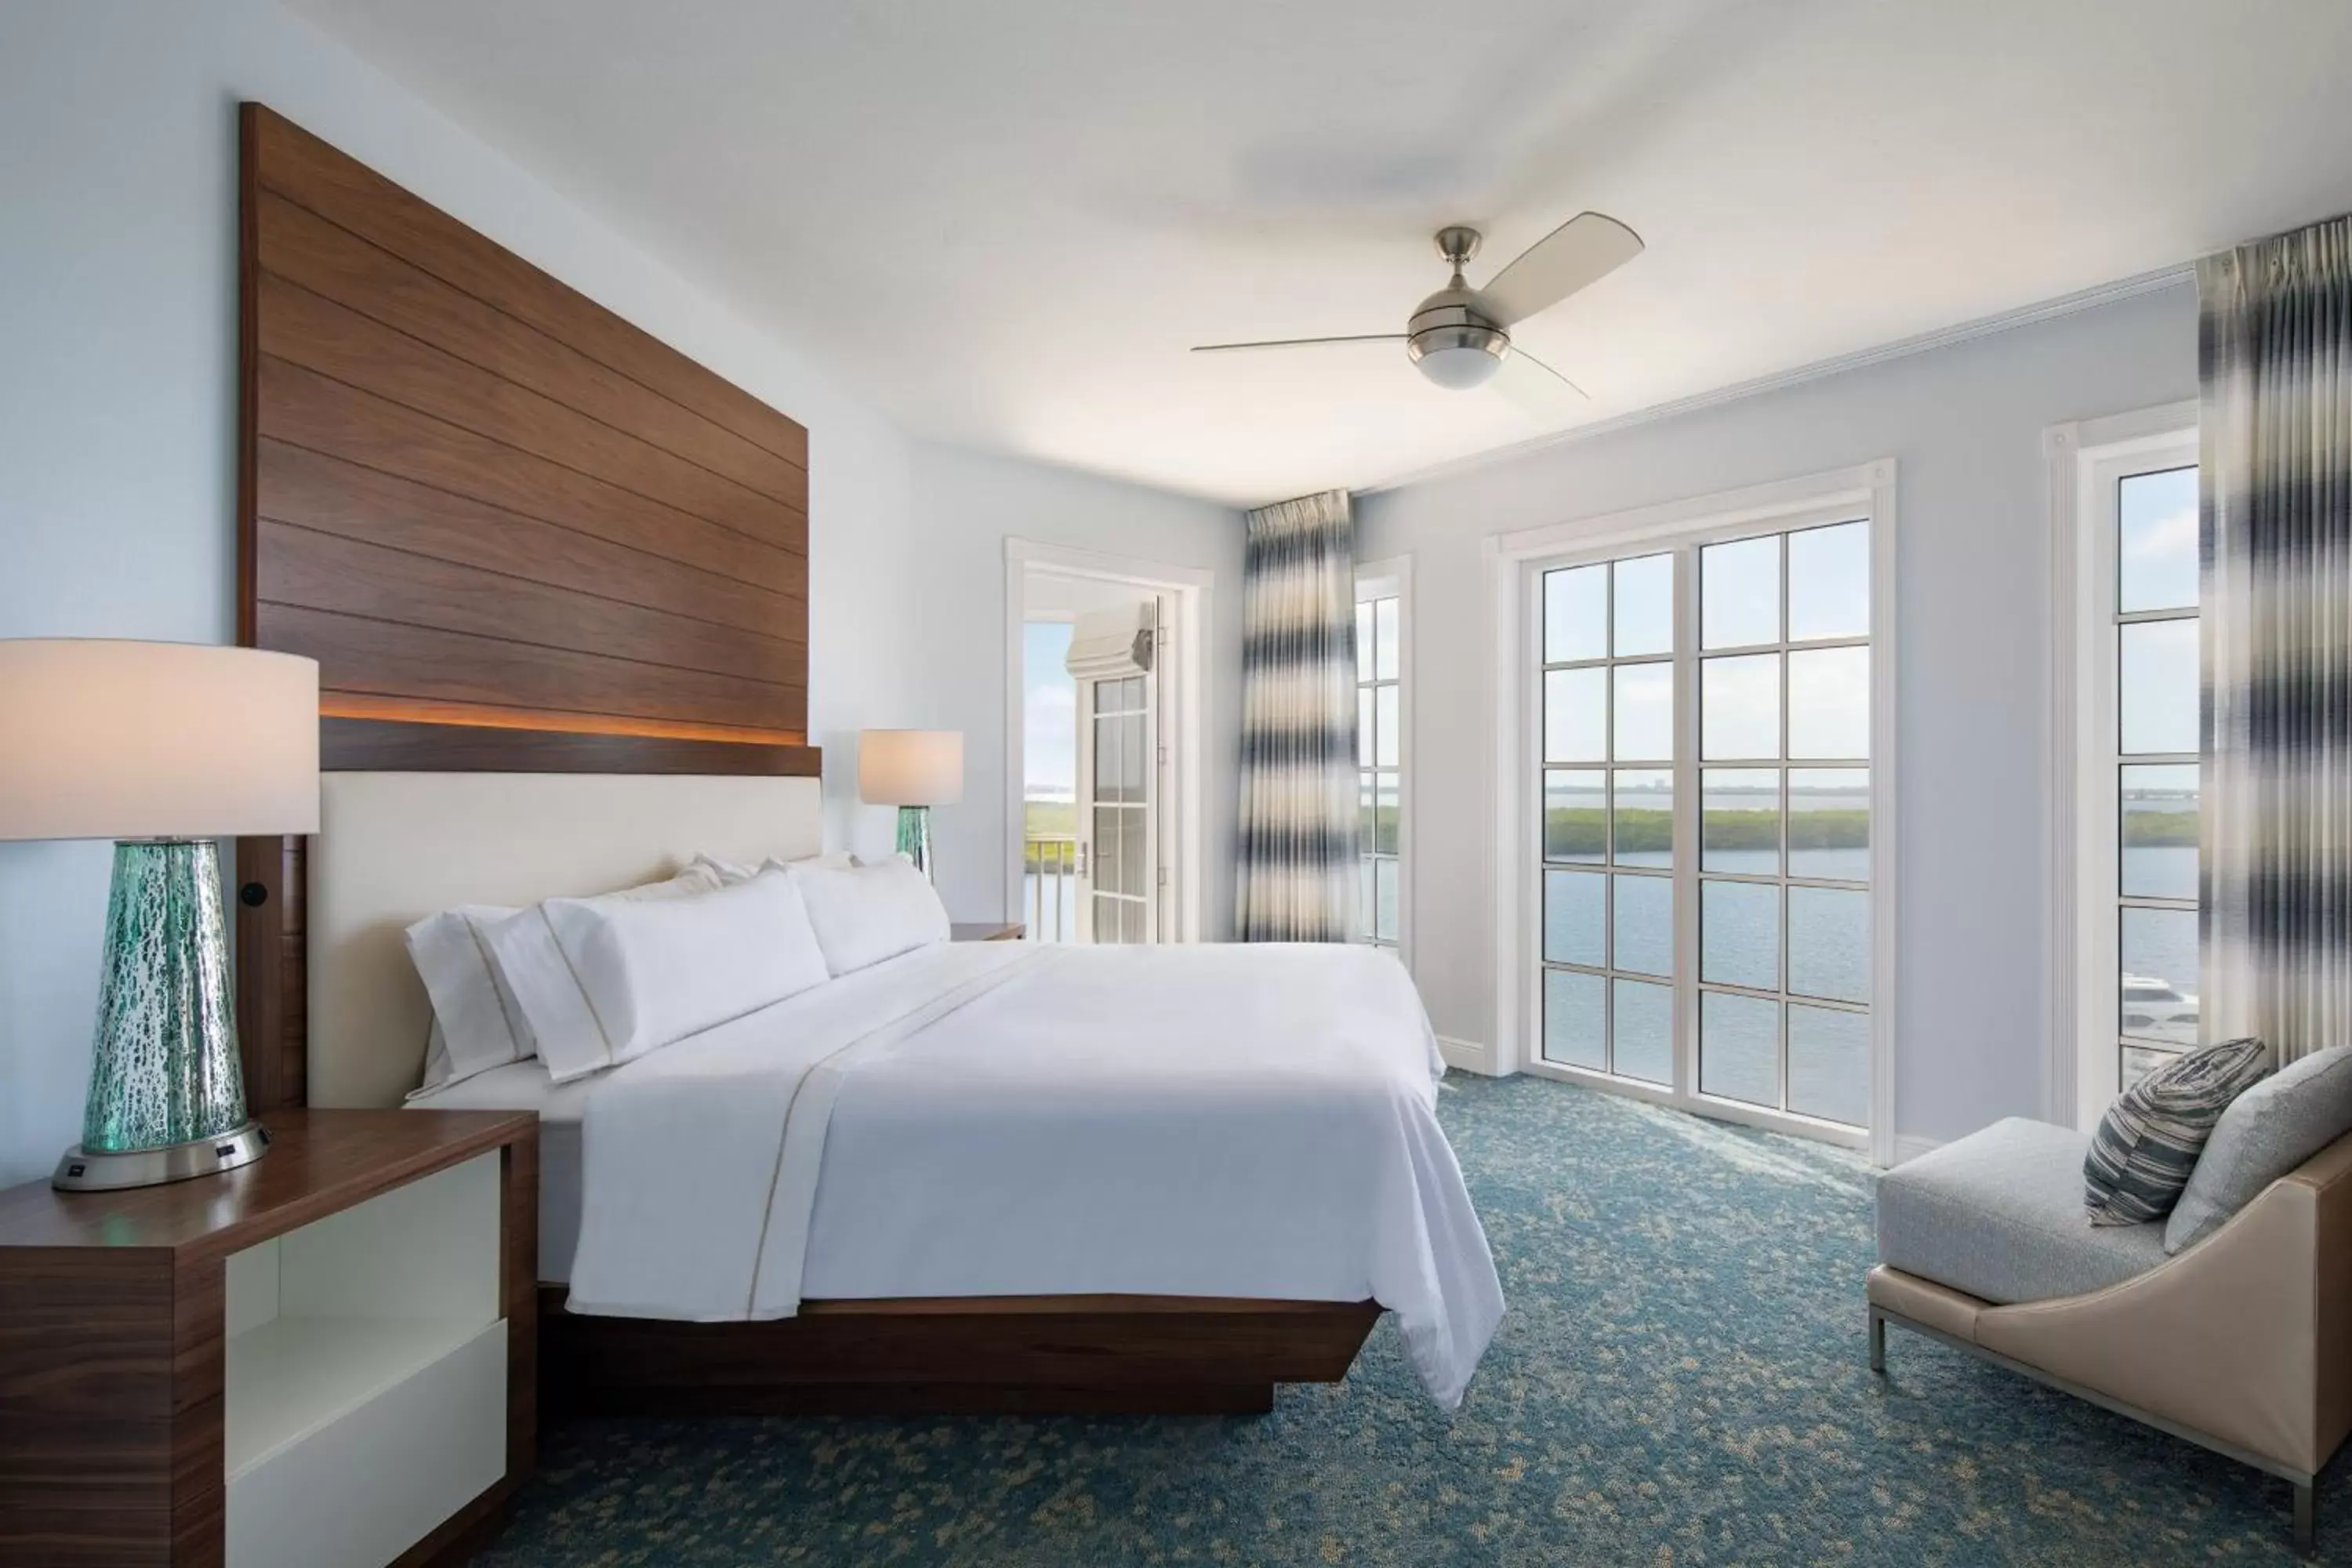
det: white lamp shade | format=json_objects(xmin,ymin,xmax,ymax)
[
  {"xmin": 0, "ymin": 641, "xmax": 321, "ymax": 840},
  {"xmin": 858, "ymin": 729, "xmax": 963, "ymax": 806}
]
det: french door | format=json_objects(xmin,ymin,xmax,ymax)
[
  {"xmin": 1074, "ymin": 600, "xmax": 1163, "ymax": 944},
  {"xmin": 1528, "ymin": 513, "xmax": 1878, "ymax": 1146}
]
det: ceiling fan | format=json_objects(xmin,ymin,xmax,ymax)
[{"xmin": 1191, "ymin": 212, "xmax": 1643, "ymax": 411}]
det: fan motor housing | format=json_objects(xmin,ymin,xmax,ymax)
[{"xmin": 1405, "ymin": 285, "xmax": 1510, "ymax": 370}]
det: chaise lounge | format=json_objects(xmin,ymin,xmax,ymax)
[{"xmin": 1870, "ymin": 1051, "xmax": 2352, "ymax": 1553}]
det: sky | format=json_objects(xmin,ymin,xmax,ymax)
[{"xmin": 1024, "ymin": 620, "xmax": 1076, "ymax": 800}]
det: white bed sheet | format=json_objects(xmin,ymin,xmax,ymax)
[
  {"xmin": 408, "ymin": 1059, "xmax": 590, "ymax": 1282},
  {"xmin": 557, "ymin": 940, "xmax": 1504, "ymax": 1407}
]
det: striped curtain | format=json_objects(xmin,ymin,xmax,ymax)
[
  {"xmin": 2199, "ymin": 213, "xmax": 2352, "ymax": 1065},
  {"xmin": 1236, "ymin": 489, "xmax": 1359, "ymax": 942}
]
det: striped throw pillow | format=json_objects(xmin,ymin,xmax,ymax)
[{"xmin": 2085, "ymin": 1037, "xmax": 2273, "ymax": 1226}]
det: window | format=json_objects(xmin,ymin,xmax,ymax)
[
  {"xmin": 1499, "ymin": 464, "xmax": 1893, "ymax": 1155},
  {"xmin": 2060, "ymin": 410, "xmax": 2200, "ymax": 1112},
  {"xmin": 1356, "ymin": 561, "xmax": 1410, "ymax": 959}
]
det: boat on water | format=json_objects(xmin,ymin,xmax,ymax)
[{"xmin": 2121, "ymin": 973, "xmax": 2198, "ymax": 1038}]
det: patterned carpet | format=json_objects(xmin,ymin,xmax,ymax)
[{"xmin": 478, "ymin": 1074, "xmax": 2337, "ymax": 1566}]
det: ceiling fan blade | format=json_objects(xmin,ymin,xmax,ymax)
[
  {"xmin": 1479, "ymin": 212, "xmax": 1644, "ymax": 327},
  {"xmin": 1190, "ymin": 333, "xmax": 1406, "ymax": 354},
  {"xmin": 1491, "ymin": 344, "xmax": 1590, "ymax": 420}
]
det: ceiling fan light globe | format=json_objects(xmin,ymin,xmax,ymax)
[{"xmin": 1414, "ymin": 342, "xmax": 1504, "ymax": 390}]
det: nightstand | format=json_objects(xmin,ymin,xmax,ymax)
[
  {"xmin": 950, "ymin": 920, "xmax": 1026, "ymax": 942},
  {"xmin": 0, "ymin": 1108, "xmax": 537, "ymax": 1568}
]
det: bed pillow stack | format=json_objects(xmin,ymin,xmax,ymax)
[
  {"xmin": 514, "ymin": 868, "xmax": 833, "ymax": 1080},
  {"xmin": 792, "ymin": 854, "xmax": 953, "ymax": 975},
  {"xmin": 405, "ymin": 862, "xmax": 720, "ymax": 1094}
]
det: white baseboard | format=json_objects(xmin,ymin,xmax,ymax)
[
  {"xmin": 1438, "ymin": 1036, "xmax": 1501, "ymax": 1076},
  {"xmin": 1891, "ymin": 1134, "xmax": 1942, "ymax": 1165}
]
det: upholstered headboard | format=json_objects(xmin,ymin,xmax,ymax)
[
  {"xmin": 230, "ymin": 104, "xmax": 822, "ymax": 1109},
  {"xmin": 308, "ymin": 772, "xmax": 822, "ymax": 1108}
]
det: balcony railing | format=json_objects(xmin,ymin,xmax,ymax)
[{"xmin": 1023, "ymin": 835, "xmax": 1079, "ymax": 942}]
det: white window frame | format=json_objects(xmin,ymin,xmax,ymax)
[
  {"xmin": 1355, "ymin": 556, "xmax": 1414, "ymax": 967},
  {"xmin": 1486, "ymin": 461, "xmax": 1899, "ymax": 1163},
  {"xmin": 2045, "ymin": 401, "xmax": 2200, "ymax": 1131}
]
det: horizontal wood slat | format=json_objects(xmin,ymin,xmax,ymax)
[
  {"xmin": 319, "ymin": 718, "xmax": 822, "ymax": 775},
  {"xmin": 256, "ymin": 441, "xmax": 804, "ymax": 633},
  {"xmin": 249, "ymin": 106, "xmax": 807, "ymax": 471},
  {"xmin": 256, "ymin": 191, "xmax": 807, "ymax": 512},
  {"xmin": 257, "ymin": 603, "xmax": 807, "ymax": 736},
  {"xmin": 258, "ymin": 274, "xmax": 800, "ymax": 551},
  {"xmin": 256, "ymin": 521, "xmax": 805, "ymax": 689},
  {"xmin": 257, "ymin": 359, "xmax": 805, "ymax": 599}
]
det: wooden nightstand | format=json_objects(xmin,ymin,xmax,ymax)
[
  {"xmin": 0, "ymin": 1108, "xmax": 537, "ymax": 1568},
  {"xmin": 950, "ymin": 920, "xmax": 1025, "ymax": 942}
]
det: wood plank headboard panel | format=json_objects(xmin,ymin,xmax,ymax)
[{"xmin": 232, "ymin": 102, "xmax": 822, "ymax": 1109}]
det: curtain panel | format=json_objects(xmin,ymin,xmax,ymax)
[
  {"xmin": 1236, "ymin": 489, "xmax": 1359, "ymax": 942},
  {"xmin": 2199, "ymin": 213, "xmax": 2352, "ymax": 1064}
]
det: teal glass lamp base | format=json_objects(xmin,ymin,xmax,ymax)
[
  {"xmin": 895, "ymin": 804, "xmax": 935, "ymax": 880},
  {"xmin": 52, "ymin": 839, "xmax": 270, "ymax": 1192}
]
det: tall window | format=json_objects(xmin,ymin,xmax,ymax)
[
  {"xmin": 2065, "ymin": 415, "xmax": 2201, "ymax": 1109},
  {"xmin": 1356, "ymin": 562, "xmax": 1409, "ymax": 956},
  {"xmin": 1530, "ymin": 501, "xmax": 1882, "ymax": 1146}
]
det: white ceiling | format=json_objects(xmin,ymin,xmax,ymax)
[{"xmin": 291, "ymin": 0, "xmax": 2352, "ymax": 506}]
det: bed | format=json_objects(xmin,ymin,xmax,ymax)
[{"xmin": 228, "ymin": 103, "xmax": 1501, "ymax": 1419}]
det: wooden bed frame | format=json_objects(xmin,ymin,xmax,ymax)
[{"xmin": 230, "ymin": 102, "xmax": 1381, "ymax": 1421}]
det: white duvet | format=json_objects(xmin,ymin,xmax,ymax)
[{"xmin": 564, "ymin": 940, "xmax": 1504, "ymax": 1407}]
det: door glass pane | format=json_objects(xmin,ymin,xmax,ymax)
[
  {"xmin": 1611, "ymin": 873, "xmax": 1673, "ymax": 977},
  {"xmin": 1544, "ymin": 869, "xmax": 1606, "ymax": 967},
  {"xmin": 2121, "ymin": 907, "xmax": 2200, "ymax": 1045},
  {"xmin": 1788, "ymin": 521, "xmax": 1869, "ymax": 641},
  {"xmin": 1093, "ymin": 806, "xmax": 1121, "ymax": 894},
  {"xmin": 1543, "ymin": 564, "xmax": 1607, "ymax": 664},
  {"xmin": 1097, "ymin": 714, "xmax": 1123, "ymax": 800},
  {"xmin": 1542, "ymin": 968, "xmax": 1607, "ymax": 1069},
  {"xmin": 1702, "ymin": 534, "xmax": 1780, "ymax": 649},
  {"xmin": 1125, "ymin": 713, "xmax": 1149, "ymax": 804},
  {"xmin": 1701, "ymin": 654, "xmax": 1780, "ymax": 760},
  {"xmin": 1543, "ymin": 770, "xmax": 1606, "ymax": 862},
  {"xmin": 1613, "ymin": 554, "xmax": 1673, "ymax": 657},
  {"xmin": 2118, "ymin": 466, "xmax": 2198, "ymax": 614},
  {"xmin": 1122, "ymin": 810, "xmax": 1146, "ymax": 902},
  {"xmin": 1358, "ymin": 687, "xmax": 1374, "ymax": 768},
  {"xmin": 1700, "ymin": 990, "xmax": 1779, "ymax": 1106},
  {"xmin": 1787, "ymin": 768, "xmax": 1869, "ymax": 881},
  {"xmin": 2118, "ymin": 619, "xmax": 2199, "ymax": 755},
  {"xmin": 1612, "ymin": 768, "xmax": 1672, "ymax": 868},
  {"xmin": 1544, "ymin": 667, "xmax": 1606, "ymax": 763},
  {"xmin": 1375, "ymin": 686, "xmax": 1401, "ymax": 766},
  {"xmin": 2121, "ymin": 763, "xmax": 2198, "ymax": 900},
  {"xmin": 1702, "ymin": 768, "xmax": 1779, "ymax": 875},
  {"xmin": 1787, "ymin": 646, "xmax": 1868, "ymax": 760},
  {"xmin": 1123, "ymin": 898, "xmax": 1145, "ymax": 944},
  {"xmin": 1374, "ymin": 597, "xmax": 1400, "ymax": 679},
  {"xmin": 1788, "ymin": 887, "xmax": 1870, "ymax": 1004},
  {"xmin": 1788, "ymin": 1004, "xmax": 1868, "ymax": 1126},
  {"xmin": 1094, "ymin": 893, "xmax": 1122, "ymax": 944},
  {"xmin": 1612, "ymin": 662, "xmax": 1673, "ymax": 760},
  {"xmin": 1701, "ymin": 879, "xmax": 1779, "ymax": 991},
  {"xmin": 1612, "ymin": 978, "xmax": 1672, "ymax": 1084},
  {"xmin": 1374, "ymin": 772, "xmax": 1400, "ymax": 855}
]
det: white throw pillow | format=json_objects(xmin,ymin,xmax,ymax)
[
  {"xmin": 692, "ymin": 849, "xmax": 856, "ymax": 884},
  {"xmin": 484, "ymin": 863, "xmax": 726, "ymax": 1082},
  {"xmin": 404, "ymin": 903, "xmax": 529, "ymax": 1090},
  {"xmin": 793, "ymin": 854, "xmax": 951, "ymax": 976}
]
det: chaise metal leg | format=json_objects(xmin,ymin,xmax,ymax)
[
  {"xmin": 1867, "ymin": 1305, "xmax": 1886, "ymax": 1374},
  {"xmin": 2294, "ymin": 1477, "xmax": 2315, "ymax": 1557}
]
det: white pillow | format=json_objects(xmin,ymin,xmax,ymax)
[
  {"xmin": 792, "ymin": 855, "xmax": 951, "ymax": 976},
  {"xmin": 404, "ymin": 903, "xmax": 529, "ymax": 1091},
  {"xmin": 538, "ymin": 869, "xmax": 830, "ymax": 1076},
  {"xmin": 483, "ymin": 863, "xmax": 726, "ymax": 1082},
  {"xmin": 693, "ymin": 849, "xmax": 856, "ymax": 885}
]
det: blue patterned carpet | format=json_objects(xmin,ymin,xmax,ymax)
[{"xmin": 479, "ymin": 1075, "xmax": 2337, "ymax": 1566}]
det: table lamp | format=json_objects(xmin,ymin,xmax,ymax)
[
  {"xmin": 0, "ymin": 640, "xmax": 320, "ymax": 1191},
  {"xmin": 858, "ymin": 729, "xmax": 962, "ymax": 880}
]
